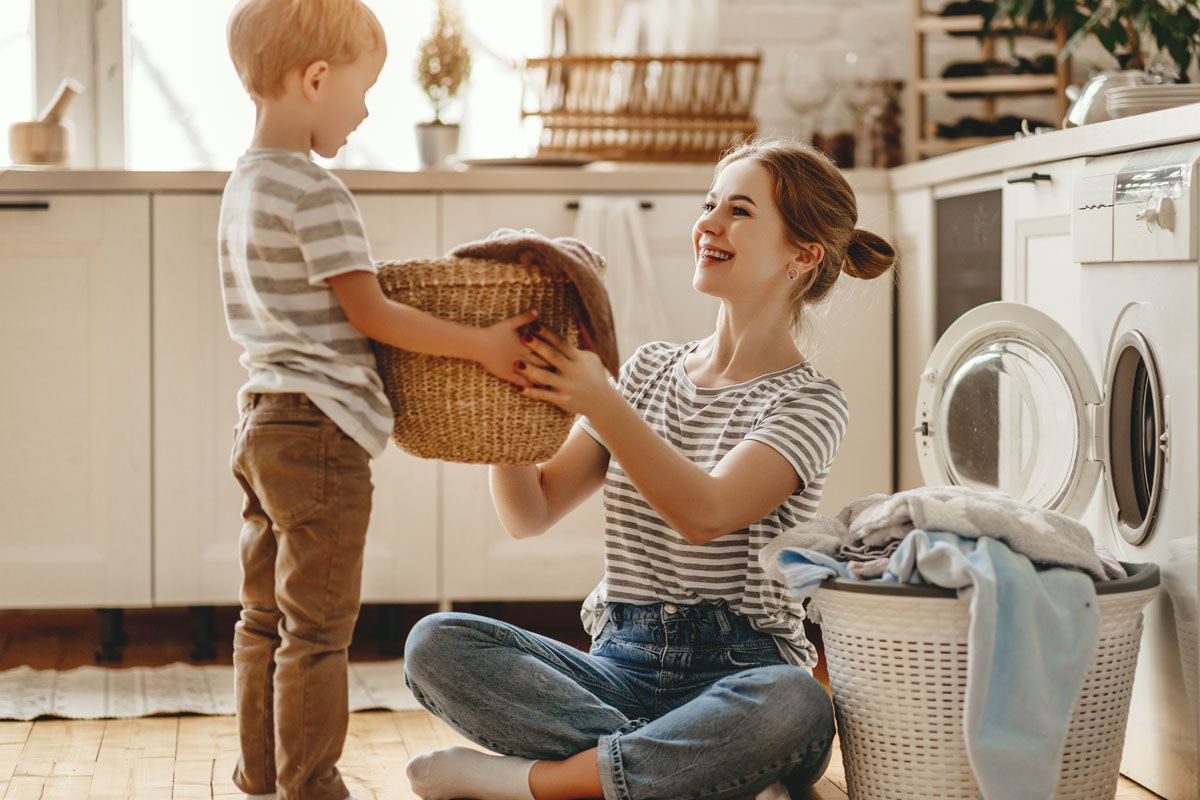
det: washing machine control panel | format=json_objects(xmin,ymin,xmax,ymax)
[{"xmin": 1076, "ymin": 142, "xmax": 1200, "ymax": 263}]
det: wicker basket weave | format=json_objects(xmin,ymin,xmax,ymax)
[
  {"xmin": 814, "ymin": 562, "xmax": 1159, "ymax": 800},
  {"xmin": 371, "ymin": 258, "xmax": 584, "ymax": 466},
  {"xmin": 522, "ymin": 54, "xmax": 761, "ymax": 162}
]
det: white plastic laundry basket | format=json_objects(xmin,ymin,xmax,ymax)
[{"xmin": 813, "ymin": 562, "xmax": 1159, "ymax": 800}]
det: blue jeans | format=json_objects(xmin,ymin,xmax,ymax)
[{"xmin": 403, "ymin": 602, "xmax": 834, "ymax": 800}]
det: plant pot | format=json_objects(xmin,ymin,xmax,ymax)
[{"xmin": 415, "ymin": 122, "xmax": 460, "ymax": 167}]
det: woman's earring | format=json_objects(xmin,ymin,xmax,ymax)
[{"xmin": 786, "ymin": 266, "xmax": 800, "ymax": 281}]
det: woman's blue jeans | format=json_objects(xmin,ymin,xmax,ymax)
[{"xmin": 403, "ymin": 602, "xmax": 835, "ymax": 800}]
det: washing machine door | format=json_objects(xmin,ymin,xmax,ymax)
[
  {"xmin": 1100, "ymin": 302, "xmax": 1167, "ymax": 546},
  {"xmin": 915, "ymin": 301, "xmax": 1101, "ymax": 518}
]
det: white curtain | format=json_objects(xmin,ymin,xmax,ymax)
[{"xmin": 573, "ymin": 196, "xmax": 673, "ymax": 359}]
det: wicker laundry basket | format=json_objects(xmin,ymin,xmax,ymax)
[
  {"xmin": 814, "ymin": 562, "xmax": 1159, "ymax": 800},
  {"xmin": 371, "ymin": 257, "xmax": 585, "ymax": 466}
]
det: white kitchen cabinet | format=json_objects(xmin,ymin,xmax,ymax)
[
  {"xmin": 810, "ymin": 187, "xmax": 894, "ymax": 516},
  {"xmin": 436, "ymin": 192, "xmax": 720, "ymax": 600},
  {"xmin": 1001, "ymin": 158, "xmax": 1086, "ymax": 334},
  {"xmin": 151, "ymin": 193, "xmax": 442, "ymax": 605},
  {"xmin": 437, "ymin": 192, "xmax": 607, "ymax": 601},
  {"xmin": 895, "ymin": 186, "xmax": 935, "ymax": 492},
  {"xmin": 0, "ymin": 195, "xmax": 152, "ymax": 607}
]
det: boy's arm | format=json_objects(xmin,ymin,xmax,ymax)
[{"xmin": 328, "ymin": 270, "xmax": 537, "ymax": 385}]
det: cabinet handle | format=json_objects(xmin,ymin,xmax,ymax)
[
  {"xmin": 0, "ymin": 201, "xmax": 50, "ymax": 210},
  {"xmin": 565, "ymin": 200, "xmax": 654, "ymax": 210},
  {"xmin": 1006, "ymin": 172, "xmax": 1052, "ymax": 185}
]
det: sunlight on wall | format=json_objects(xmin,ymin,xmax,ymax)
[
  {"xmin": 126, "ymin": 0, "xmax": 548, "ymax": 171},
  {"xmin": 0, "ymin": 0, "xmax": 34, "ymax": 168}
]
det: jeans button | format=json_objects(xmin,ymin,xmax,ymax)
[{"xmin": 664, "ymin": 603, "xmax": 678, "ymax": 614}]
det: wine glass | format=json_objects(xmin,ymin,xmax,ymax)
[
  {"xmin": 781, "ymin": 50, "xmax": 830, "ymax": 143},
  {"xmin": 840, "ymin": 50, "xmax": 887, "ymax": 166}
]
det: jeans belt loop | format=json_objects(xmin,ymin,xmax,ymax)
[{"xmin": 715, "ymin": 606, "xmax": 732, "ymax": 636}]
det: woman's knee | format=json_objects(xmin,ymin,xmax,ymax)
[
  {"xmin": 403, "ymin": 612, "xmax": 477, "ymax": 685},
  {"xmin": 745, "ymin": 665, "xmax": 835, "ymax": 737}
]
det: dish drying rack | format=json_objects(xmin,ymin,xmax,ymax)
[{"xmin": 521, "ymin": 54, "xmax": 762, "ymax": 162}]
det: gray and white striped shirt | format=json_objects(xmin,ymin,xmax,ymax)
[
  {"xmin": 218, "ymin": 149, "xmax": 392, "ymax": 457},
  {"xmin": 579, "ymin": 341, "xmax": 849, "ymax": 668}
]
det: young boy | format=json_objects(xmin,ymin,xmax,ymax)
[{"xmin": 221, "ymin": 2, "xmax": 537, "ymax": 798}]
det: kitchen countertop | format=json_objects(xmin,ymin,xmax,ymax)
[
  {"xmin": 891, "ymin": 102, "xmax": 1200, "ymax": 191},
  {"xmin": 0, "ymin": 162, "xmax": 891, "ymax": 194}
]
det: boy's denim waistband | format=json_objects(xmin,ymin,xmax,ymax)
[{"xmin": 242, "ymin": 392, "xmax": 316, "ymax": 413}]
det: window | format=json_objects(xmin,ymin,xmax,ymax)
[
  {"xmin": 126, "ymin": 0, "xmax": 549, "ymax": 171},
  {"xmin": 0, "ymin": 0, "xmax": 34, "ymax": 168}
]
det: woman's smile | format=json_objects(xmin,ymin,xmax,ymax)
[{"xmin": 697, "ymin": 245, "xmax": 734, "ymax": 267}]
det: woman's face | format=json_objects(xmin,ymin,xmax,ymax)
[{"xmin": 691, "ymin": 158, "xmax": 815, "ymax": 304}]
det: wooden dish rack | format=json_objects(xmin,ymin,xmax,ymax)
[{"xmin": 522, "ymin": 54, "xmax": 762, "ymax": 162}]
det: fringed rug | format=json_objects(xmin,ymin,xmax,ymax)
[{"xmin": 0, "ymin": 660, "xmax": 420, "ymax": 720}]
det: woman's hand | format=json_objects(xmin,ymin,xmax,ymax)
[{"xmin": 517, "ymin": 322, "xmax": 617, "ymax": 417}]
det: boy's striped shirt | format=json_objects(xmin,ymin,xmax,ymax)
[
  {"xmin": 219, "ymin": 148, "xmax": 392, "ymax": 457},
  {"xmin": 579, "ymin": 340, "xmax": 849, "ymax": 668}
]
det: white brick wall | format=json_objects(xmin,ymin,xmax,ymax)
[
  {"xmin": 713, "ymin": 0, "xmax": 1116, "ymax": 147},
  {"xmin": 574, "ymin": 0, "xmax": 1128, "ymax": 155}
]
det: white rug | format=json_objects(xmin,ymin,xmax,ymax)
[{"xmin": 0, "ymin": 660, "xmax": 421, "ymax": 721}]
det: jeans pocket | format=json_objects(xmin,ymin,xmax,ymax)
[
  {"xmin": 246, "ymin": 421, "xmax": 328, "ymax": 527},
  {"xmin": 722, "ymin": 644, "xmax": 783, "ymax": 670}
]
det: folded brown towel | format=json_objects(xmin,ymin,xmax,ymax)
[{"xmin": 450, "ymin": 228, "xmax": 621, "ymax": 376}]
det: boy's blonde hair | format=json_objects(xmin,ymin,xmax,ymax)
[{"xmin": 228, "ymin": 0, "xmax": 386, "ymax": 99}]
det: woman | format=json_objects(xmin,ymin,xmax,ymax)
[{"xmin": 403, "ymin": 139, "xmax": 896, "ymax": 800}]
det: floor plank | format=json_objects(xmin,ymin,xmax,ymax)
[{"xmin": 0, "ymin": 711, "xmax": 1174, "ymax": 799}]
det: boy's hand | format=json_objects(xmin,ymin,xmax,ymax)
[{"xmin": 476, "ymin": 309, "xmax": 547, "ymax": 386}]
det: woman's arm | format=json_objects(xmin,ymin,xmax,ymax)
[
  {"xmin": 517, "ymin": 328, "xmax": 801, "ymax": 545},
  {"xmin": 489, "ymin": 425, "xmax": 610, "ymax": 539}
]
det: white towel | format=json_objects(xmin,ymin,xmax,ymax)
[{"xmin": 573, "ymin": 196, "xmax": 672, "ymax": 359}]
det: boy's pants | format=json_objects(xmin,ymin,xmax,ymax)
[{"xmin": 230, "ymin": 392, "xmax": 372, "ymax": 800}]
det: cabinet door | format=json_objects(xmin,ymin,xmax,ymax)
[
  {"xmin": 437, "ymin": 193, "xmax": 604, "ymax": 601},
  {"xmin": 895, "ymin": 186, "xmax": 935, "ymax": 492},
  {"xmin": 437, "ymin": 192, "xmax": 721, "ymax": 600},
  {"xmin": 0, "ymin": 195, "xmax": 152, "ymax": 607},
  {"xmin": 1002, "ymin": 159, "xmax": 1086, "ymax": 335},
  {"xmin": 811, "ymin": 186, "xmax": 894, "ymax": 515},
  {"xmin": 151, "ymin": 193, "xmax": 441, "ymax": 605}
]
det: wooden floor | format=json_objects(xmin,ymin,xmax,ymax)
[
  {"xmin": 0, "ymin": 710, "xmax": 1166, "ymax": 799},
  {"xmin": 0, "ymin": 606, "xmax": 1165, "ymax": 799}
]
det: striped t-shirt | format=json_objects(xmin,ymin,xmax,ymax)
[
  {"xmin": 578, "ymin": 340, "xmax": 849, "ymax": 668},
  {"xmin": 218, "ymin": 148, "xmax": 392, "ymax": 457}
]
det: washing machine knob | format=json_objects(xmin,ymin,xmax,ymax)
[{"xmin": 1135, "ymin": 195, "xmax": 1176, "ymax": 231}]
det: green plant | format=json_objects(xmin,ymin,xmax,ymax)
[
  {"xmin": 415, "ymin": 0, "xmax": 473, "ymax": 124},
  {"xmin": 982, "ymin": 0, "xmax": 1200, "ymax": 76}
]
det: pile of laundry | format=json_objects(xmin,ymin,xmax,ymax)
[{"xmin": 761, "ymin": 485, "xmax": 1130, "ymax": 800}]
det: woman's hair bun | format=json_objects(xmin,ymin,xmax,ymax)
[{"xmin": 842, "ymin": 228, "xmax": 896, "ymax": 280}]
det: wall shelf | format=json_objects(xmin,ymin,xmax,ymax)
[{"xmin": 906, "ymin": 2, "xmax": 1070, "ymax": 161}]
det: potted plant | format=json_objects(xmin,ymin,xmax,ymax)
[
  {"xmin": 415, "ymin": 0, "xmax": 472, "ymax": 167},
  {"xmin": 981, "ymin": 0, "xmax": 1200, "ymax": 76}
]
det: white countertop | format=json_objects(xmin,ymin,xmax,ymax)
[
  {"xmin": 891, "ymin": 103, "xmax": 1200, "ymax": 191},
  {"xmin": 0, "ymin": 161, "xmax": 890, "ymax": 195}
]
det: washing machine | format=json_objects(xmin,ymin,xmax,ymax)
[{"xmin": 912, "ymin": 140, "xmax": 1200, "ymax": 799}]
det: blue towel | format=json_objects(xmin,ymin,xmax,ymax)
[{"xmin": 882, "ymin": 531, "xmax": 1101, "ymax": 800}]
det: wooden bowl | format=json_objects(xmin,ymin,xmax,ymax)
[{"xmin": 9, "ymin": 121, "xmax": 70, "ymax": 166}]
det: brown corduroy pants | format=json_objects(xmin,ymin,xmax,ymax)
[{"xmin": 229, "ymin": 392, "xmax": 372, "ymax": 800}]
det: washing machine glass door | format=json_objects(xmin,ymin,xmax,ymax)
[
  {"xmin": 1101, "ymin": 303, "xmax": 1167, "ymax": 546},
  {"xmin": 915, "ymin": 301, "xmax": 1101, "ymax": 518}
]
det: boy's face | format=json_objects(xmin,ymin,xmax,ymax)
[{"xmin": 310, "ymin": 47, "xmax": 386, "ymax": 159}]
